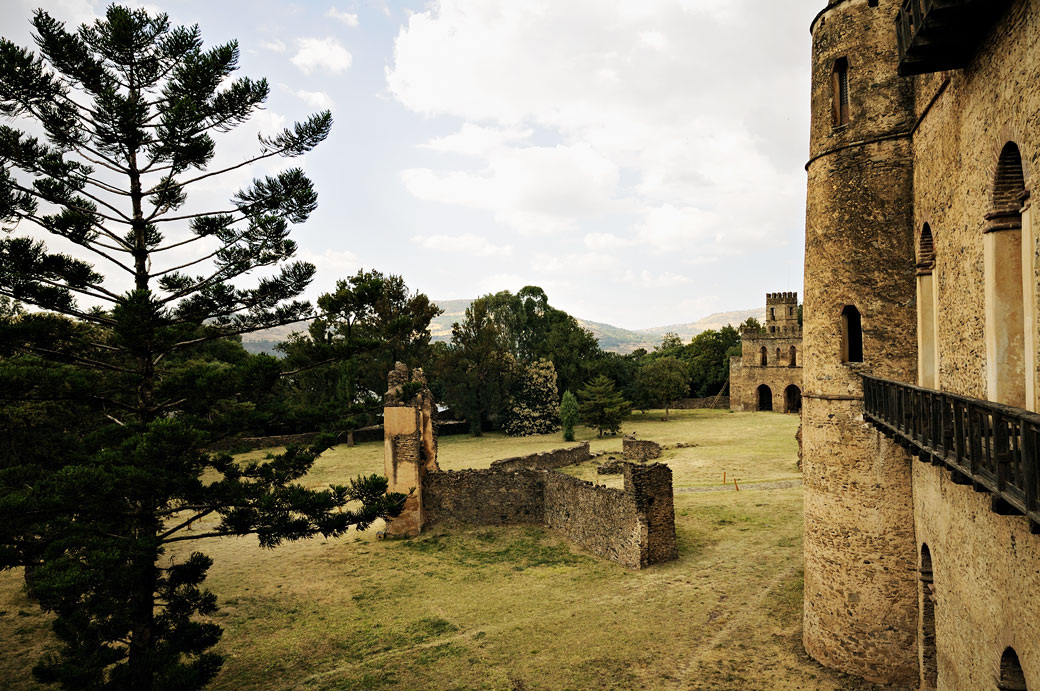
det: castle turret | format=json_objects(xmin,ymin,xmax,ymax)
[
  {"xmin": 765, "ymin": 291, "xmax": 800, "ymax": 336},
  {"xmin": 802, "ymin": 0, "xmax": 919, "ymax": 684}
]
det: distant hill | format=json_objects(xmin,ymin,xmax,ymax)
[{"xmin": 240, "ymin": 301, "xmax": 765, "ymax": 356}]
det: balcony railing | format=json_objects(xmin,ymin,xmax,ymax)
[
  {"xmin": 862, "ymin": 374, "xmax": 1040, "ymax": 533},
  {"xmin": 895, "ymin": 0, "xmax": 1014, "ymax": 76}
]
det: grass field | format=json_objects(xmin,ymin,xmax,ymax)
[{"xmin": 0, "ymin": 410, "xmax": 893, "ymax": 690}]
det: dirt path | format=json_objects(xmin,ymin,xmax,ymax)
[{"xmin": 677, "ymin": 479, "xmax": 803, "ymax": 494}]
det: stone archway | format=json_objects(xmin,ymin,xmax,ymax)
[
  {"xmin": 784, "ymin": 384, "xmax": 802, "ymax": 414},
  {"xmin": 757, "ymin": 384, "xmax": 773, "ymax": 411}
]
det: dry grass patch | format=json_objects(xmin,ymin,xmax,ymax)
[{"xmin": 0, "ymin": 410, "xmax": 896, "ymax": 690}]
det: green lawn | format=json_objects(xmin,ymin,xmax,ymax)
[{"xmin": 0, "ymin": 411, "xmax": 889, "ymax": 690}]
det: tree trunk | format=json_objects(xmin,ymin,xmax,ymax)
[{"xmin": 127, "ymin": 539, "xmax": 158, "ymax": 691}]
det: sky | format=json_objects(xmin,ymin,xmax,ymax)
[{"xmin": 1, "ymin": 0, "xmax": 823, "ymax": 330}]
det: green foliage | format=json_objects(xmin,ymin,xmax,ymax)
[
  {"xmin": 739, "ymin": 317, "xmax": 763, "ymax": 333},
  {"xmin": 560, "ymin": 390, "xmax": 578, "ymax": 442},
  {"xmin": 503, "ymin": 358, "xmax": 560, "ymax": 437},
  {"xmin": 635, "ymin": 356, "xmax": 689, "ymax": 419},
  {"xmin": 684, "ymin": 326, "xmax": 741, "ymax": 397},
  {"xmin": 0, "ymin": 7, "xmax": 403, "ymax": 689},
  {"xmin": 577, "ymin": 375, "xmax": 630, "ymax": 437},
  {"xmin": 276, "ymin": 269, "xmax": 440, "ymax": 433}
]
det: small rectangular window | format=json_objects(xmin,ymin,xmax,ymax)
[{"xmin": 832, "ymin": 58, "xmax": 850, "ymax": 127}]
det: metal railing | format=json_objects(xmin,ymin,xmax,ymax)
[{"xmin": 862, "ymin": 374, "xmax": 1040, "ymax": 532}]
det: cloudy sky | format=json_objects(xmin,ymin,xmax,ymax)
[{"xmin": 1, "ymin": 0, "xmax": 821, "ymax": 330}]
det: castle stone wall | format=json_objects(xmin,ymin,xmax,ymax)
[
  {"xmin": 729, "ymin": 355, "xmax": 804, "ymax": 413},
  {"xmin": 912, "ymin": 461, "xmax": 1040, "ymax": 690},
  {"xmin": 802, "ymin": 0, "xmax": 919, "ymax": 684},
  {"xmin": 489, "ymin": 442, "xmax": 590, "ymax": 471}
]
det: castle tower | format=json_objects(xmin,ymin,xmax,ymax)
[
  {"xmin": 802, "ymin": 0, "xmax": 919, "ymax": 683},
  {"xmin": 765, "ymin": 291, "xmax": 800, "ymax": 335}
]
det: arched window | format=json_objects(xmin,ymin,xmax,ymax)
[
  {"xmin": 918, "ymin": 224, "xmax": 938, "ymax": 388},
  {"xmin": 985, "ymin": 142, "xmax": 1027, "ymax": 408},
  {"xmin": 841, "ymin": 305, "xmax": 863, "ymax": 363},
  {"xmin": 789, "ymin": 345, "xmax": 797, "ymax": 367},
  {"xmin": 832, "ymin": 57, "xmax": 850, "ymax": 126},
  {"xmin": 776, "ymin": 347, "xmax": 781, "ymax": 363},
  {"xmin": 920, "ymin": 545, "xmax": 937, "ymax": 689},
  {"xmin": 998, "ymin": 647, "xmax": 1027, "ymax": 691},
  {"xmin": 760, "ymin": 346, "xmax": 768, "ymax": 366},
  {"xmin": 770, "ymin": 307, "xmax": 775, "ymax": 320}
]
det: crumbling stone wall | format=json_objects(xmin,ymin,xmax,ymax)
[
  {"xmin": 423, "ymin": 469, "xmax": 544, "ymax": 526},
  {"xmin": 665, "ymin": 397, "xmax": 730, "ymax": 410},
  {"xmin": 622, "ymin": 437, "xmax": 661, "ymax": 461},
  {"xmin": 422, "ymin": 462, "xmax": 677, "ymax": 569},
  {"xmin": 489, "ymin": 442, "xmax": 590, "ymax": 471}
]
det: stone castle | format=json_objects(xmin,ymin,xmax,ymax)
[
  {"xmin": 803, "ymin": 0, "xmax": 1039, "ymax": 688},
  {"xmin": 728, "ymin": 292, "xmax": 803, "ymax": 413}
]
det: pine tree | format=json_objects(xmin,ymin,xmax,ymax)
[
  {"xmin": 0, "ymin": 7, "xmax": 403, "ymax": 689},
  {"xmin": 577, "ymin": 375, "xmax": 630, "ymax": 437},
  {"xmin": 559, "ymin": 389, "xmax": 579, "ymax": 442}
]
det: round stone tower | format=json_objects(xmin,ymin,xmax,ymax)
[{"xmin": 802, "ymin": 0, "xmax": 919, "ymax": 684}]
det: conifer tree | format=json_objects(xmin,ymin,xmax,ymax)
[
  {"xmin": 0, "ymin": 7, "xmax": 403, "ymax": 689},
  {"xmin": 559, "ymin": 389, "xmax": 579, "ymax": 442},
  {"xmin": 577, "ymin": 375, "xmax": 630, "ymax": 437}
]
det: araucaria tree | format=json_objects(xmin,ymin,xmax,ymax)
[
  {"xmin": 0, "ymin": 7, "xmax": 403, "ymax": 689},
  {"xmin": 578, "ymin": 375, "xmax": 630, "ymax": 437}
]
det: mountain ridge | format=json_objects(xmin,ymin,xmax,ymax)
[{"xmin": 242, "ymin": 300, "xmax": 763, "ymax": 355}]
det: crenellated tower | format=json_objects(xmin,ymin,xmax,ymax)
[
  {"xmin": 765, "ymin": 291, "xmax": 800, "ymax": 336},
  {"xmin": 802, "ymin": 0, "xmax": 919, "ymax": 684}
]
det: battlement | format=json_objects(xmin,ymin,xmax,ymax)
[{"xmin": 766, "ymin": 291, "xmax": 798, "ymax": 305}]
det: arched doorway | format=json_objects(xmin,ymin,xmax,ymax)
[
  {"xmin": 757, "ymin": 385, "xmax": 773, "ymax": 411},
  {"xmin": 784, "ymin": 385, "xmax": 802, "ymax": 414},
  {"xmin": 999, "ymin": 647, "xmax": 1027, "ymax": 691}
]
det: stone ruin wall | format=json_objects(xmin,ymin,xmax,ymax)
[
  {"xmin": 423, "ymin": 469, "xmax": 545, "ymax": 527},
  {"xmin": 383, "ymin": 363, "xmax": 439, "ymax": 538},
  {"xmin": 664, "ymin": 396, "xmax": 730, "ymax": 410},
  {"xmin": 622, "ymin": 437, "xmax": 661, "ymax": 461},
  {"xmin": 489, "ymin": 442, "xmax": 591, "ymax": 472},
  {"xmin": 423, "ymin": 463, "xmax": 677, "ymax": 569}
]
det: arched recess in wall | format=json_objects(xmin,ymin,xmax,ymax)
[
  {"xmin": 789, "ymin": 345, "xmax": 797, "ymax": 367},
  {"xmin": 984, "ymin": 142, "xmax": 1027, "ymax": 408},
  {"xmin": 917, "ymin": 224, "xmax": 938, "ymax": 388},
  {"xmin": 760, "ymin": 346, "xmax": 768, "ymax": 366},
  {"xmin": 757, "ymin": 385, "xmax": 773, "ymax": 412},
  {"xmin": 998, "ymin": 647, "xmax": 1028, "ymax": 691},
  {"xmin": 784, "ymin": 384, "xmax": 801, "ymax": 414},
  {"xmin": 840, "ymin": 305, "xmax": 863, "ymax": 363},
  {"xmin": 920, "ymin": 544, "xmax": 938, "ymax": 690},
  {"xmin": 776, "ymin": 347, "xmax": 781, "ymax": 363}
]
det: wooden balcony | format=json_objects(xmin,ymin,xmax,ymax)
[
  {"xmin": 862, "ymin": 374, "xmax": 1040, "ymax": 532},
  {"xmin": 895, "ymin": 0, "xmax": 1014, "ymax": 76}
]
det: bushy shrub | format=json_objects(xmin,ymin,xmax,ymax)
[
  {"xmin": 560, "ymin": 390, "xmax": 579, "ymax": 441},
  {"xmin": 504, "ymin": 359, "xmax": 561, "ymax": 436}
]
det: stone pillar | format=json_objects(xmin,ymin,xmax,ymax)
[
  {"xmin": 383, "ymin": 363, "xmax": 438, "ymax": 538},
  {"xmin": 624, "ymin": 463, "xmax": 678, "ymax": 567}
]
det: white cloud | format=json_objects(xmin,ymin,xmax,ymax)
[
  {"xmin": 401, "ymin": 142, "xmax": 619, "ymax": 235},
  {"xmin": 533, "ymin": 252, "xmax": 617, "ymax": 274},
  {"xmin": 622, "ymin": 269, "xmax": 691, "ymax": 287},
  {"xmin": 326, "ymin": 7, "xmax": 359, "ymax": 27},
  {"xmin": 584, "ymin": 232, "xmax": 635, "ymax": 251},
  {"xmin": 291, "ymin": 37, "xmax": 353, "ymax": 75},
  {"xmin": 386, "ymin": 0, "xmax": 810, "ymax": 265},
  {"xmin": 421, "ymin": 124, "xmax": 532, "ymax": 158},
  {"xmin": 261, "ymin": 39, "xmax": 287, "ymax": 53},
  {"xmin": 295, "ymin": 89, "xmax": 335, "ymax": 111},
  {"xmin": 412, "ymin": 233, "xmax": 513, "ymax": 257}
]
